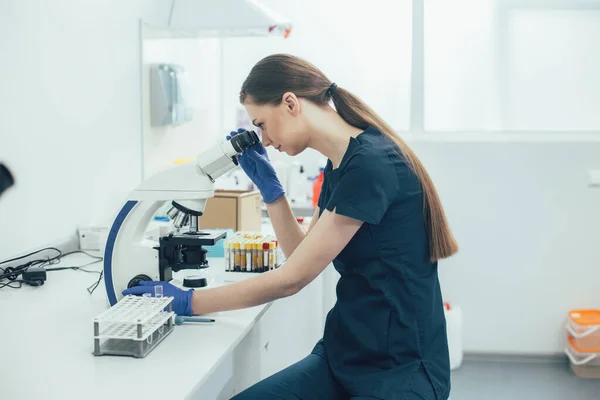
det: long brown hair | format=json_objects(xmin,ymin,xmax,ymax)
[{"xmin": 240, "ymin": 54, "xmax": 458, "ymax": 262}]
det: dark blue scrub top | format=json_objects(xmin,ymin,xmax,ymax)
[{"xmin": 314, "ymin": 126, "xmax": 450, "ymax": 399}]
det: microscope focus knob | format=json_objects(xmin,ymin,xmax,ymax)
[
  {"xmin": 127, "ymin": 274, "xmax": 153, "ymax": 289},
  {"xmin": 183, "ymin": 276, "xmax": 207, "ymax": 288}
]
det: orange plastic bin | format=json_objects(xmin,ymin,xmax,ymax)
[
  {"xmin": 567, "ymin": 310, "xmax": 600, "ymax": 350},
  {"xmin": 565, "ymin": 336, "xmax": 600, "ymax": 379}
]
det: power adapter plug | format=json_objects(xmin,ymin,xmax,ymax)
[{"xmin": 22, "ymin": 267, "xmax": 47, "ymax": 286}]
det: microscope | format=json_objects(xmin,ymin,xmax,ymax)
[{"xmin": 103, "ymin": 130, "xmax": 259, "ymax": 306}]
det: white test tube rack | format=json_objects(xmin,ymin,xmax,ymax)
[{"xmin": 92, "ymin": 295, "xmax": 175, "ymax": 358}]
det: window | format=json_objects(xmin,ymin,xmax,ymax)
[
  {"xmin": 502, "ymin": 8, "xmax": 600, "ymax": 131},
  {"xmin": 424, "ymin": 0, "xmax": 600, "ymax": 132}
]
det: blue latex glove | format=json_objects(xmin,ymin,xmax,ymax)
[
  {"xmin": 227, "ymin": 128, "xmax": 285, "ymax": 204},
  {"xmin": 122, "ymin": 281, "xmax": 194, "ymax": 316}
]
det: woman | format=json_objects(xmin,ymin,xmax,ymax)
[{"xmin": 125, "ymin": 54, "xmax": 458, "ymax": 399}]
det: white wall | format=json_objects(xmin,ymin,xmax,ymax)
[
  {"xmin": 0, "ymin": 0, "xmax": 170, "ymax": 258},
  {"xmin": 422, "ymin": 2, "xmax": 600, "ymax": 353},
  {"xmin": 411, "ymin": 140, "xmax": 600, "ymax": 354},
  {"xmin": 141, "ymin": 34, "xmax": 222, "ymax": 179}
]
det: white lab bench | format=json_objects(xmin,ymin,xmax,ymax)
[{"xmin": 0, "ymin": 253, "xmax": 330, "ymax": 399}]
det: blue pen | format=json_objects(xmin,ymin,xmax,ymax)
[{"xmin": 174, "ymin": 315, "xmax": 215, "ymax": 325}]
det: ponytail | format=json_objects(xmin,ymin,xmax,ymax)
[
  {"xmin": 240, "ymin": 54, "xmax": 458, "ymax": 262},
  {"xmin": 332, "ymin": 87, "xmax": 458, "ymax": 261}
]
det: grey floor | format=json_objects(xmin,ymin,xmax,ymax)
[{"xmin": 450, "ymin": 359, "xmax": 600, "ymax": 400}]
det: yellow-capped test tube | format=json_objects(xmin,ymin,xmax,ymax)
[
  {"xmin": 240, "ymin": 240, "xmax": 247, "ymax": 271},
  {"xmin": 252, "ymin": 242, "xmax": 258, "ymax": 272},
  {"xmin": 233, "ymin": 242, "xmax": 241, "ymax": 272}
]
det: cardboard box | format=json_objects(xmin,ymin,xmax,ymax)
[{"xmin": 199, "ymin": 190, "xmax": 262, "ymax": 232}]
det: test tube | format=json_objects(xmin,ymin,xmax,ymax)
[
  {"xmin": 154, "ymin": 285, "xmax": 163, "ymax": 298},
  {"xmin": 229, "ymin": 241, "xmax": 235, "ymax": 272},
  {"xmin": 254, "ymin": 242, "xmax": 260, "ymax": 272},
  {"xmin": 254, "ymin": 242, "xmax": 259, "ymax": 271},
  {"xmin": 249, "ymin": 241, "xmax": 255, "ymax": 272},
  {"xmin": 245, "ymin": 242, "xmax": 253, "ymax": 272},
  {"xmin": 263, "ymin": 242, "xmax": 269, "ymax": 272},
  {"xmin": 269, "ymin": 242, "xmax": 275, "ymax": 270},
  {"xmin": 234, "ymin": 242, "xmax": 241, "ymax": 272},
  {"xmin": 257, "ymin": 242, "xmax": 263, "ymax": 272},
  {"xmin": 273, "ymin": 240, "xmax": 278, "ymax": 267},
  {"xmin": 224, "ymin": 240, "xmax": 230, "ymax": 272},
  {"xmin": 276, "ymin": 240, "xmax": 283, "ymax": 268},
  {"xmin": 240, "ymin": 240, "xmax": 247, "ymax": 272}
]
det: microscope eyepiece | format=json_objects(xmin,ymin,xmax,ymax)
[
  {"xmin": 196, "ymin": 130, "xmax": 261, "ymax": 182},
  {"xmin": 229, "ymin": 130, "xmax": 260, "ymax": 153}
]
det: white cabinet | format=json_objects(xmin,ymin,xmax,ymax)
[
  {"xmin": 209, "ymin": 272, "xmax": 328, "ymax": 399},
  {"xmin": 213, "ymin": 317, "xmax": 265, "ymax": 399},
  {"xmin": 258, "ymin": 271, "xmax": 326, "ymax": 379}
]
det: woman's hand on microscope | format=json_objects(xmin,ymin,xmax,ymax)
[
  {"xmin": 122, "ymin": 281, "xmax": 194, "ymax": 316},
  {"xmin": 227, "ymin": 128, "xmax": 284, "ymax": 204}
]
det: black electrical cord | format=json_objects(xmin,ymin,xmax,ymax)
[
  {"xmin": 0, "ymin": 247, "xmax": 62, "ymax": 281},
  {"xmin": 0, "ymin": 248, "xmax": 104, "ymax": 292},
  {"xmin": 46, "ymin": 260, "xmax": 102, "ymax": 274},
  {"xmin": 0, "ymin": 247, "xmax": 62, "ymax": 265},
  {"xmin": 87, "ymin": 270, "xmax": 104, "ymax": 295},
  {"xmin": 45, "ymin": 251, "xmax": 104, "ymax": 294},
  {"xmin": 61, "ymin": 250, "xmax": 103, "ymax": 260},
  {"xmin": 0, "ymin": 280, "xmax": 24, "ymax": 289}
]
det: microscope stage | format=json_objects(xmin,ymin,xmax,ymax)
[{"xmin": 167, "ymin": 229, "xmax": 227, "ymax": 246}]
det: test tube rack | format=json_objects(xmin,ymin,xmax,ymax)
[
  {"xmin": 92, "ymin": 295, "xmax": 175, "ymax": 358},
  {"xmin": 224, "ymin": 231, "xmax": 283, "ymax": 273}
]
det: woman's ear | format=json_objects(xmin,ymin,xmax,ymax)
[{"xmin": 282, "ymin": 92, "xmax": 300, "ymax": 116}]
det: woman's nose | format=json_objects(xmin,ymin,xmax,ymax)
[{"xmin": 261, "ymin": 132, "xmax": 271, "ymax": 147}]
